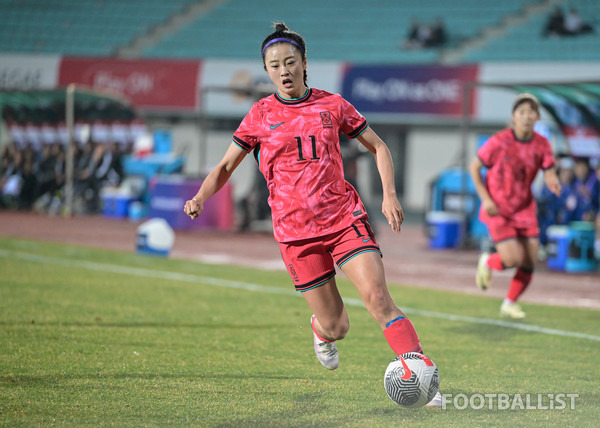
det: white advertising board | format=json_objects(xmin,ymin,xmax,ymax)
[{"xmin": 0, "ymin": 54, "xmax": 60, "ymax": 90}]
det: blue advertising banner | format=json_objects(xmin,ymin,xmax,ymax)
[{"xmin": 341, "ymin": 64, "xmax": 478, "ymax": 116}]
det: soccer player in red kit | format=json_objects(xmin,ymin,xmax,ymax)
[
  {"xmin": 184, "ymin": 22, "xmax": 441, "ymax": 406},
  {"xmin": 469, "ymin": 93, "xmax": 561, "ymax": 319}
]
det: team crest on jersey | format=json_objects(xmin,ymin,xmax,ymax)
[{"xmin": 320, "ymin": 111, "xmax": 333, "ymax": 128}]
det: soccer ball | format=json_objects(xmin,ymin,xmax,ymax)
[{"xmin": 384, "ymin": 352, "xmax": 440, "ymax": 408}]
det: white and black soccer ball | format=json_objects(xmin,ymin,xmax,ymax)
[{"xmin": 384, "ymin": 352, "xmax": 440, "ymax": 408}]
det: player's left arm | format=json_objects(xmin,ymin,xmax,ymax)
[
  {"xmin": 540, "ymin": 138, "xmax": 561, "ymax": 197},
  {"xmin": 356, "ymin": 127, "xmax": 404, "ymax": 232},
  {"xmin": 543, "ymin": 166, "xmax": 561, "ymax": 197}
]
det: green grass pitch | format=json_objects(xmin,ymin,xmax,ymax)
[{"xmin": 0, "ymin": 237, "xmax": 598, "ymax": 427}]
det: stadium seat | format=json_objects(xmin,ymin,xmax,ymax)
[
  {"xmin": 464, "ymin": 1, "xmax": 600, "ymax": 62},
  {"xmin": 0, "ymin": 0, "xmax": 598, "ymax": 63},
  {"xmin": 141, "ymin": 0, "xmax": 527, "ymax": 63},
  {"xmin": 0, "ymin": 0, "xmax": 198, "ymax": 55}
]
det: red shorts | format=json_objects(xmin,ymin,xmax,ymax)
[
  {"xmin": 279, "ymin": 219, "xmax": 381, "ymax": 292},
  {"xmin": 484, "ymin": 214, "xmax": 539, "ymax": 243}
]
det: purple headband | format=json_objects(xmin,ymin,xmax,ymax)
[{"xmin": 261, "ymin": 37, "xmax": 304, "ymax": 57}]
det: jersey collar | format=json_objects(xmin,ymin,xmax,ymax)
[
  {"xmin": 274, "ymin": 88, "xmax": 312, "ymax": 105},
  {"xmin": 511, "ymin": 128, "xmax": 534, "ymax": 143}
]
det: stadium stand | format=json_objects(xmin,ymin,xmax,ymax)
[
  {"xmin": 0, "ymin": 0, "xmax": 597, "ymax": 63},
  {"xmin": 0, "ymin": 0, "xmax": 198, "ymax": 55},
  {"xmin": 464, "ymin": 0, "xmax": 600, "ymax": 62},
  {"xmin": 141, "ymin": 0, "xmax": 529, "ymax": 63}
]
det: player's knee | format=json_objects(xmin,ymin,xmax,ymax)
[
  {"xmin": 362, "ymin": 286, "xmax": 393, "ymax": 316},
  {"xmin": 501, "ymin": 256, "xmax": 519, "ymax": 269}
]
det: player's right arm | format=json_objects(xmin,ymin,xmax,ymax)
[
  {"xmin": 184, "ymin": 142, "xmax": 247, "ymax": 220},
  {"xmin": 469, "ymin": 156, "xmax": 498, "ymax": 216}
]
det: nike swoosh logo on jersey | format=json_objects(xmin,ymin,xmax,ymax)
[
  {"xmin": 270, "ymin": 122, "xmax": 285, "ymax": 129},
  {"xmin": 399, "ymin": 357, "xmax": 412, "ymax": 380},
  {"xmin": 362, "ymin": 237, "xmax": 371, "ymax": 243}
]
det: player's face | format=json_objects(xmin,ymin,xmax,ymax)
[
  {"xmin": 512, "ymin": 102, "xmax": 539, "ymax": 138},
  {"xmin": 264, "ymin": 44, "xmax": 307, "ymax": 99}
]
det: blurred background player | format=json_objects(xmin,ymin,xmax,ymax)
[
  {"xmin": 184, "ymin": 22, "xmax": 441, "ymax": 406},
  {"xmin": 469, "ymin": 93, "xmax": 561, "ymax": 319}
]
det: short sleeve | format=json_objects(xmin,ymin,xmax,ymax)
[
  {"xmin": 477, "ymin": 133, "xmax": 500, "ymax": 168},
  {"xmin": 338, "ymin": 96, "xmax": 368, "ymax": 139},
  {"xmin": 539, "ymin": 136, "xmax": 555, "ymax": 170},
  {"xmin": 232, "ymin": 103, "xmax": 261, "ymax": 152}
]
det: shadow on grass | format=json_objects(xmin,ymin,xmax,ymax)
[{"xmin": 222, "ymin": 391, "xmax": 440, "ymax": 428}]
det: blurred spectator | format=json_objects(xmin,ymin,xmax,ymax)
[
  {"xmin": 572, "ymin": 156, "xmax": 599, "ymax": 221},
  {"xmin": 429, "ymin": 18, "xmax": 447, "ymax": 47},
  {"xmin": 563, "ymin": 8, "xmax": 594, "ymax": 36},
  {"xmin": 36, "ymin": 144, "xmax": 59, "ymax": 199},
  {"xmin": 403, "ymin": 18, "xmax": 447, "ymax": 49},
  {"xmin": 75, "ymin": 142, "xmax": 106, "ymax": 212},
  {"xmin": 539, "ymin": 155, "xmax": 600, "ymax": 248},
  {"xmin": 34, "ymin": 143, "xmax": 66, "ymax": 212},
  {"xmin": 0, "ymin": 145, "xmax": 23, "ymax": 209},
  {"xmin": 538, "ymin": 156, "xmax": 579, "ymax": 244},
  {"xmin": 543, "ymin": 6, "xmax": 566, "ymax": 37},
  {"xmin": 71, "ymin": 141, "xmax": 124, "ymax": 213},
  {"xmin": 76, "ymin": 140, "xmax": 95, "ymax": 174},
  {"xmin": 0, "ymin": 144, "xmax": 37, "ymax": 210},
  {"xmin": 403, "ymin": 19, "xmax": 422, "ymax": 49},
  {"xmin": 403, "ymin": 18, "xmax": 446, "ymax": 49},
  {"xmin": 0, "ymin": 139, "xmax": 126, "ymax": 215},
  {"xmin": 2, "ymin": 99, "xmax": 141, "ymax": 215},
  {"xmin": 18, "ymin": 157, "xmax": 38, "ymax": 209},
  {"xmin": 415, "ymin": 24, "xmax": 433, "ymax": 48},
  {"xmin": 106, "ymin": 142, "xmax": 125, "ymax": 187}
]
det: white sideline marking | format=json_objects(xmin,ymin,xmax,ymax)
[{"xmin": 2, "ymin": 249, "xmax": 599, "ymax": 343}]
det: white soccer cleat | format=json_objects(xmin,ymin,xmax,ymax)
[
  {"xmin": 425, "ymin": 390, "xmax": 444, "ymax": 408},
  {"xmin": 476, "ymin": 252, "xmax": 492, "ymax": 290},
  {"xmin": 500, "ymin": 302, "xmax": 526, "ymax": 319},
  {"xmin": 311, "ymin": 315, "xmax": 339, "ymax": 370}
]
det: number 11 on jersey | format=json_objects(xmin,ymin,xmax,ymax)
[{"xmin": 295, "ymin": 135, "xmax": 320, "ymax": 161}]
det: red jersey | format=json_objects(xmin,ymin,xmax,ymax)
[
  {"xmin": 233, "ymin": 88, "xmax": 369, "ymax": 242},
  {"xmin": 478, "ymin": 128, "xmax": 555, "ymax": 227}
]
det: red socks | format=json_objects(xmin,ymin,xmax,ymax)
[
  {"xmin": 485, "ymin": 253, "xmax": 533, "ymax": 302},
  {"xmin": 383, "ymin": 316, "xmax": 422, "ymax": 355},
  {"xmin": 486, "ymin": 253, "xmax": 504, "ymax": 271},
  {"xmin": 506, "ymin": 268, "xmax": 533, "ymax": 302}
]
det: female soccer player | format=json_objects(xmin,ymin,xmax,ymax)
[
  {"xmin": 184, "ymin": 22, "xmax": 440, "ymax": 406},
  {"xmin": 469, "ymin": 93, "xmax": 561, "ymax": 319}
]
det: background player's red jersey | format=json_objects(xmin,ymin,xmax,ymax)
[
  {"xmin": 233, "ymin": 88, "xmax": 369, "ymax": 242},
  {"xmin": 477, "ymin": 128, "xmax": 555, "ymax": 227}
]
